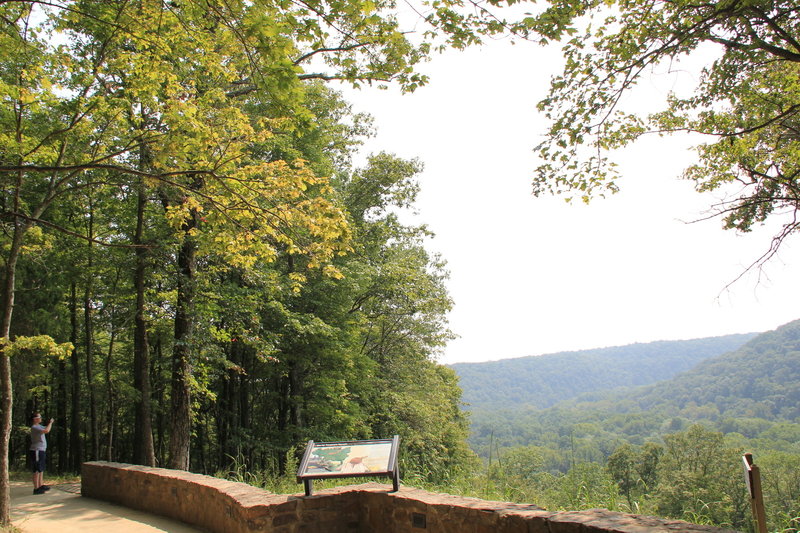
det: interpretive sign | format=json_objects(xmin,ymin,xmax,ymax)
[{"xmin": 297, "ymin": 436, "xmax": 400, "ymax": 496}]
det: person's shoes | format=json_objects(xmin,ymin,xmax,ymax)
[
  {"xmin": 40, "ymin": 485, "xmax": 51, "ymax": 491},
  {"xmin": 33, "ymin": 487, "xmax": 45, "ymax": 495}
]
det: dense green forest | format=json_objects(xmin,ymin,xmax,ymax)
[
  {"xmin": 464, "ymin": 321, "xmax": 800, "ymax": 456},
  {"xmin": 453, "ymin": 321, "xmax": 800, "ymax": 531},
  {"xmin": 0, "ymin": 0, "xmax": 520, "ymax": 524},
  {"xmin": 6, "ymin": 75, "xmax": 475, "ymax": 476}
]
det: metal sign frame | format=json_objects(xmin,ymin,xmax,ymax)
[{"xmin": 297, "ymin": 435, "xmax": 400, "ymax": 496}]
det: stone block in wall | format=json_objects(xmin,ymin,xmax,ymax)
[
  {"xmin": 359, "ymin": 490, "xmax": 391, "ymax": 532},
  {"xmin": 495, "ymin": 510, "xmax": 550, "ymax": 533},
  {"xmin": 544, "ymin": 509, "xmax": 740, "ymax": 533}
]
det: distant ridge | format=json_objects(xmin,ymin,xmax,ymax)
[
  {"xmin": 622, "ymin": 319, "xmax": 800, "ymax": 420},
  {"xmin": 452, "ymin": 333, "xmax": 759, "ymax": 413},
  {"xmin": 465, "ymin": 319, "xmax": 800, "ymax": 457}
]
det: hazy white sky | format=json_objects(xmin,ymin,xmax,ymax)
[{"xmin": 339, "ymin": 37, "xmax": 800, "ymax": 365}]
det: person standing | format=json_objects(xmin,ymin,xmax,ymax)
[{"xmin": 29, "ymin": 413, "xmax": 53, "ymax": 495}]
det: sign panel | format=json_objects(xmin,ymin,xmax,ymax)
[{"xmin": 297, "ymin": 436, "xmax": 400, "ymax": 495}]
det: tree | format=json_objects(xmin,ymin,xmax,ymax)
[
  {"xmin": 531, "ymin": 0, "xmax": 800, "ymax": 269},
  {"xmin": 607, "ymin": 441, "xmax": 663, "ymax": 509},
  {"xmin": 0, "ymin": 0, "xmax": 349, "ymax": 481},
  {"xmin": 607, "ymin": 443, "xmax": 637, "ymax": 508},
  {"xmin": 758, "ymin": 451, "xmax": 800, "ymax": 531},
  {"xmin": 338, "ymin": 152, "xmax": 478, "ymax": 481},
  {"xmin": 655, "ymin": 425, "xmax": 747, "ymax": 528}
]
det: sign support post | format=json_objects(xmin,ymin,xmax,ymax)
[{"xmin": 742, "ymin": 453, "xmax": 767, "ymax": 533}]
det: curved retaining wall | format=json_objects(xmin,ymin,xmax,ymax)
[{"xmin": 81, "ymin": 461, "xmax": 738, "ymax": 533}]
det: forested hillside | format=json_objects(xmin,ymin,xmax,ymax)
[
  {"xmin": 466, "ymin": 321, "xmax": 800, "ymax": 457},
  {"xmin": 452, "ymin": 333, "xmax": 757, "ymax": 412},
  {"xmin": 621, "ymin": 320, "xmax": 800, "ymax": 420}
]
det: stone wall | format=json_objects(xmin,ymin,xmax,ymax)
[{"xmin": 81, "ymin": 461, "xmax": 739, "ymax": 533}]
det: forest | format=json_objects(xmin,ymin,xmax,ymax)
[
  {"xmin": 0, "ymin": 3, "xmax": 489, "ymax": 460},
  {"xmin": 3, "ymin": 0, "xmax": 800, "ymax": 532},
  {"xmin": 453, "ymin": 333, "xmax": 758, "ymax": 412},
  {"xmin": 0, "ymin": 0, "xmax": 504, "ymax": 526}
]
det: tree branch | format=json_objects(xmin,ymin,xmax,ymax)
[
  {"xmin": 293, "ymin": 41, "xmax": 372, "ymax": 66},
  {"xmin": 0, "ymin": 211, "xmax": 154, "ymax": 249}
]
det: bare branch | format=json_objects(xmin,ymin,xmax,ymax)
[{"xmin": 293, "ymin": 41, "xmax": 372, "ymax": 66}]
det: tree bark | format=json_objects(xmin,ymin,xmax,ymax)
[
  {"xmin": 84, "ymin": 206, "xmax": 98, "ymax": 459},
  {"xmin": 104, "ymin": 336, "xmax": 116, "ymax": 461},
  {"xmin": 69, "ymin": 283, "xmax": 82, "ymax": 472},
  {"xmin": 218, "ymin": 356, "xmax": 233, "ymax": 467},
  {"xmin": 154, "ymin": 335, "xmax": 166, "ymax": 463},
  {"xmin": 133, "ymin": 186, "xmax": 155, "ymax": 466},
  {"xmin": 168, "ymin": 232, "xmax": 197, "ymax": 470},
  {"xmin": 240, "ymin": 347, "xmax": 252, "ymax": 465},
  {"xmin": 56, "ymin": 357, "xmax": 68, "ymax": 471},
  {"xmin": 277, "ymin": 375, "xmax": 289, "ymax": 433},
  {"xmin": 289, "ymin": 362, "xmax": 304, "ymax": 429},
  {"xmin": 0, "ymin": 226, "xmax": 25, "ymax": 524}
]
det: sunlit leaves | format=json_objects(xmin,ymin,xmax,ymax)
[
  {"xmin": 3, "ymin": 335, "xmax": 74, "ymax": 400},
  {"xmin": 2, "ymin": 335, "xmax": 73, "ymax": 360},
  {"xmin": 1, "ymin": 0, "xmax": 534, "ymax": 285}
]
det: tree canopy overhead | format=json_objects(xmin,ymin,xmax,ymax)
[{"xmin": 532, "ymin": 0, "xmax": 800, "ymax": 264}]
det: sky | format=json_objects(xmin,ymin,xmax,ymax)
[{"xmin": 338, "ymin": 37, "xmax": 800, "ymax": 365}]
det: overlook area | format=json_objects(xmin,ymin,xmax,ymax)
[
  {"xmin": 69, "ymin": 462, "xmax": 739, "ymax": 533},
  {"xmin": 2, "ymin": 1, "xmax": 800, "ymax": 533}
]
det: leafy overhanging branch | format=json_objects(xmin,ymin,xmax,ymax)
[{"xmin": 531, "ymin": 0, "xmax": 800, "ymax": 271}]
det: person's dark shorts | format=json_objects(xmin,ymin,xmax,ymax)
[{"xmin": 28, "ymin": 450, "xmax": 46, "ymax": 473}]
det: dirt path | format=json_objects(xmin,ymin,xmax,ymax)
[{"xmin": 10, "ymin": 481, "xmax": 203, "ymax": 532}]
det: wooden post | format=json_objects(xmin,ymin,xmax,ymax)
[{"xmin": 742, "ymin": 453, "xmax": 767, "ymax": 533}]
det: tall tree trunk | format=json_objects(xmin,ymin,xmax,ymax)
[
  {"xmin": 168, "ymin": 233, "xmax": 196, "ymax": 470},
  {"xmin": 154, "ymin": 335, "xmax": 166, "ymax": 464},
  {"xmin": 69, "ymin": 283, "xmax": 82, "ymax": 472},
  {"xmin": 240, "ymin": 347, "xmax": 251, "ymax": 465},
  {"xmin": 0, "ymin": 226, "xmax": 26, "ymax": 524},
  {"xmin": 103, "ymin": 267, "xmax": 123, "ymax": 461},
  {"xmin": 84, "ymin": 205, "xmax": 98, "ymax": 459},
  {"xmin": 218, "ymin": 362, "xmax": 233, "ymax": 468},
  {"xmin": 0, "ymin": 84, "xmax": 33, "ymax": 525},
  {"xmin": 289, "ymin": 361, "xmax": 304, "ymax": 429},
  {"xmin": 133, "ymin": 186, "xmax": 155, "ymax": 466},
  {"xmin": 196, "ymin": 407, "xmax": 206, "ymax": 473},
  {"xmin": 56, "ymin": 357, "xmax": 68, "ymax": 472},
  {"xmin": 104, "ymin": 324, "xmax": 117, "ymax": 462},
  {"xmin": 277, "ymin": 375, "xmax": 289, "ymax": 433}
]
